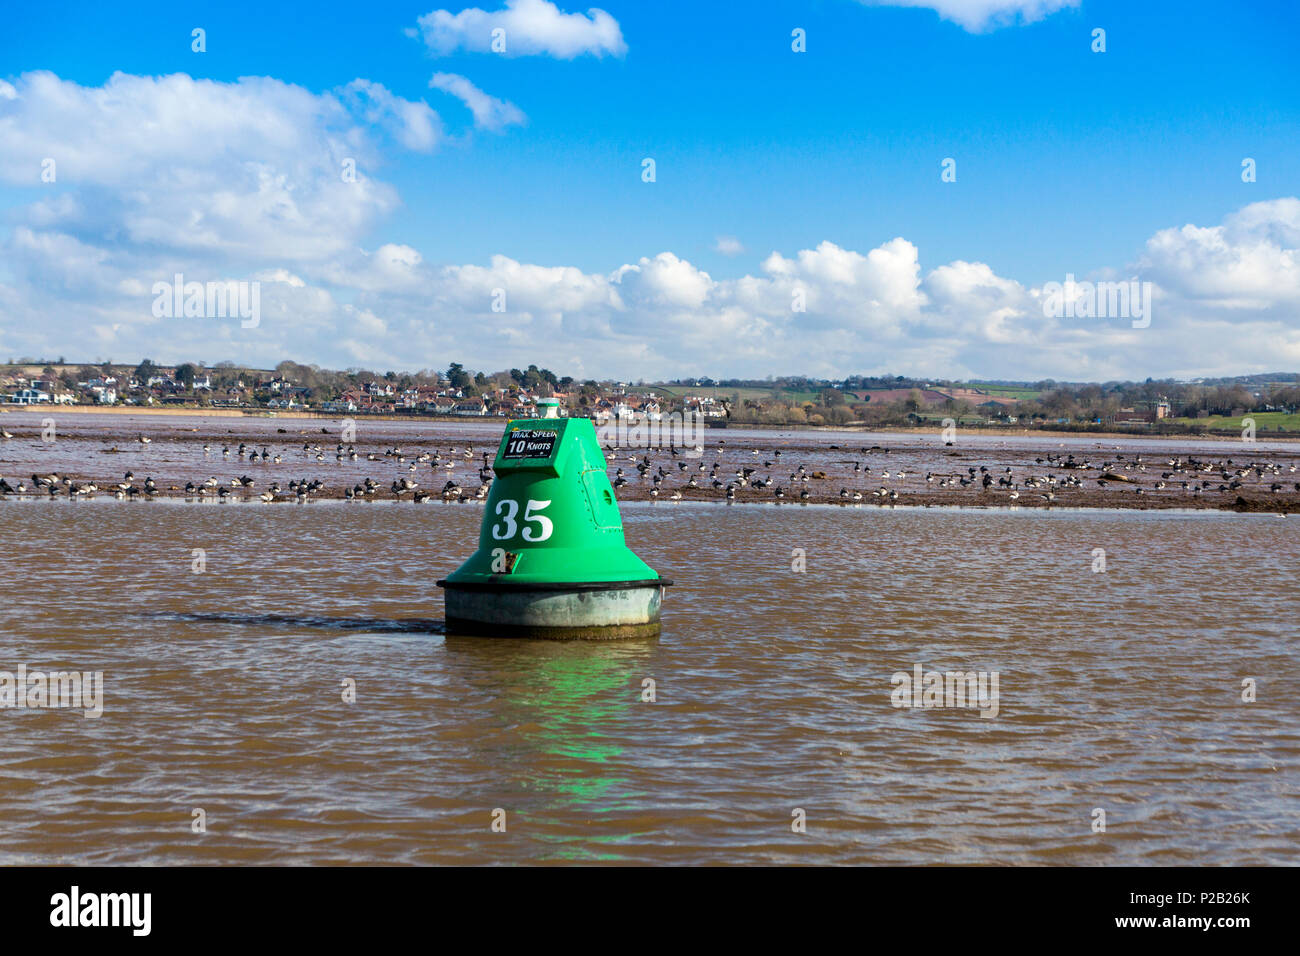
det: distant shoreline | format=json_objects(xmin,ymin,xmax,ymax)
[
  {"xmin": 4, "ymin": 403, "xmax": 1298, "ymax": 443},
  {"xmin": 697, "ymin": 420, "xmax": 1300, "ymax": 443},
  {"xmin": 0, "ymin": 404, "xmax": 484, "ymax": 424}
]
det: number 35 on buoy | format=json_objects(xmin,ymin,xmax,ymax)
[
  {"xmin": 438, "ymin": 398, "xmax": 671, "ymax": 639},
  {"xmin": 491, "ymin": 498, "xmax": 553, "ymax": 541}
]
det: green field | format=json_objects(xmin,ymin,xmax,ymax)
[
  {"xmin": 647, "ymin": 384, "xmax": 822, "ymax": 404},
  {"xmin": 649, "ymin": 382, "xmax": 1045, "ymax": 406},
  {"xmin": 967, "ymin": 383, "xmax": 1043, "ymax": 399},
  {"xmin": 1167, "ymin": 412, "xmax": 1300, "ymax": 431}
]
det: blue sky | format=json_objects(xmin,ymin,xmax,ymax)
[{"xmin": 1, "ymin": 0, "xmax": 1298, "ymax": 380}]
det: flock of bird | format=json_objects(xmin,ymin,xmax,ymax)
[
  {"xmin": 0, "ymin": 440, "xmax": 497, "ymax": 503},
  {"xmin": 597, "ymin": 442, "xmax": 1300, "ymax": 506},
  {"xmin": 1, "ymin": 430, "xmax": 1297, "ymax": 508}
]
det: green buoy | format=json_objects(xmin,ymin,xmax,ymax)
[{"xmin": 437, "ymin": 398, "xmax": 671, "ymax": 639}]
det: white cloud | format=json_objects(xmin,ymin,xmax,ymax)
[
  {"xmin": 620, "ymin": 253, "xmax": 713, "ymax": 309},
  {"xmin": 413, "ymin": 0, "xmax": 626, "ymax": 58},
  {"xmin": 756, "ymin": 238, "xmax": 929, "ymax": 332},
  {"xmin": 253, "ymin": 269, "xmax": 306, "ymax": 288},
  {"xmin": 2, "ymin": 70, "xmax": 1297, "ymax": 381},
  {"xmin": 7, "ymin": 201, "xmax": 1300, "ymax": 380},
  {"xmin": 0, "ymin": 71, "xmax": 436, "ymax": 263},
  {"xmin": 7, "ymin": 203, "xmax": 1300, "ymax": 380},
  {"xmin": 714, "ymin": 236, "xmax": 744, "ymax": 256},
  {"xmin": 342, "ymin": 79, "xmax": 443, "ymax": 151},
  {"xmin": 429, "ymin": 73, "xmax": 526, "ymax": 131},
  {"xmin": 859, "ymin": 0, "xmax": 1079, "ymax": 32},
  {"xmin": 1137, "ymin": 198, "xmax": 1300, "ymax": 310},
  {"xmin": 925, "ymin": 260, "xmax": 1030, "ymax": 342},
  {"xmin": 438, "ymin": 254, "xmax": 621, "ymax": 313}
]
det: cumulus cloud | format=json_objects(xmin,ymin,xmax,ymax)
[
  {"xmin": 1137, "ymin": 198, "xmax": 1300, "ymax": 310},
  {"xmin": 6, "ymin": 203, "xmax": 1300, "ymax": 380},
  {"xmin": 429, "ymin": 73, "xmax": 526, "ymax": 131},
  {"xmin": 253, "ymin": 268, "xmax": 306, "ymax": 288},
  {"xmin": 859, "ymin": 0, "xmax": 1079, "ymax": 32},
  {"xmin": 757, "ymin": 238, "xmax": 929, "ymax": 334},
  {"xmin": 714, "ymin": 236, "xmax": 744, "ymax": 256},
  {"xmin": 412, "ymin": 0, "xmax": 626, "ymax": 58},
  {"xmin": 354, "ymin": 206, "xmax": 1297, "ymax": 380},
  {"xmin": 439, "ymin": 254, "xmax": 621, "ymax": 313},
  {"xmin": 0, "ymin": 71, "xmax": 439, "ymax": 264},
  {"xmin": 342, "ymin": 79, "xmax": 443, "ymax": 151},
  {"xmin": 2, "ymin": 73, "xmax": 1297, "ymax": 381},
  {"xmin": 620, "ymin": 253, "xmax": 714, "ymax": 309}
]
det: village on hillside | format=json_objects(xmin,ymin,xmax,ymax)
[
  {"xmin": 2, "ymin": 359, "xmax": 1298, "ymax": 435},
  {"xmin": 0, "ymin": 358, "xmax": 726, "ymax": 423}
]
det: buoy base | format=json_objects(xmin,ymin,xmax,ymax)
[
  {"xmin": 444, "ymin": 616, "xmax": 662, "ymax": 641},
  {"xmin": 438, "ymin": 579, "xmax": 669, "ymax": 641}
]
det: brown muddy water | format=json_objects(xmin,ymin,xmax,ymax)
[{"xmin": 0, "ymin": 495, "xmax": 1296, "ymax": 864}]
